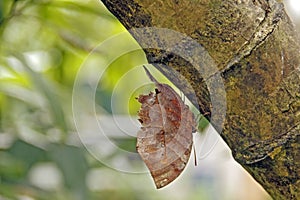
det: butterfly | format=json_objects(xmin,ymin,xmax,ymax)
[{"xmin": 136, "ymin": 66, "xmax": 197, "ymax": 189}]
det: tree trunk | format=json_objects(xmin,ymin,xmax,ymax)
[{"xmin": 100, "ymin": 0, "xmax": 300, "ymax": 199}]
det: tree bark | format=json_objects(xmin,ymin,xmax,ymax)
[{"xmin": 100, "ymin": 0, "xmax": 300, "ymax": 199}]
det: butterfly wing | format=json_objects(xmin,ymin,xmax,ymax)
[{"xmin": 137, "ymin": 76, "xmax": 196, "ymax": 188}]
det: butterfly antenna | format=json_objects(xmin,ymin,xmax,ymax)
[
  {"xmin": 193, "ymin": 143, "xmax": 198, "ymax": 166},
  {"xmin": 143, "ymin": 65, "xmax": 159, "ymax": 84}
]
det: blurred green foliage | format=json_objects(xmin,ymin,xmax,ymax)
[{"xmin": 0, "ymin": 0, "xmax": 148, "ymax": 199}]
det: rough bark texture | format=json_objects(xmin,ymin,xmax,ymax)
[{"xmin": 100, "ymin": 0, "xmax": 300, "ymax": 199}]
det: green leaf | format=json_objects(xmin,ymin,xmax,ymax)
[
  {"xmin": 12, "ymin": 54, "xmax": 68, "ymax": 136},
  {"xmin": 198, "ymin": 115, "xmax": 210, "ymax": 132},
  {"xmin": 7, "ymin": 139, "xmax": 47, "ymax": 174},
  {"xmin": 0, "ymin": 151, "xmax": 26, "ymax": 181},
  {"xmin": 49, "ymin": 144, "xmax": 89, "ymax": 200},
  {"xmin": 110, "ymin": 137, "xmax": 137, "ymax": 153}
]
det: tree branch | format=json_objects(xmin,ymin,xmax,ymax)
[{"xmin": 100, "ymin": 0, "xmax": 300, "ymax": 198}]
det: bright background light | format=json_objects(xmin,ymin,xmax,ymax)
[
  {"xmin": 284, "ymin": 0, "xmax": 300, "ymax": 31},
  {"xmin": 287, "ymin": 0, "xmax": 300, "ymax": 14}
]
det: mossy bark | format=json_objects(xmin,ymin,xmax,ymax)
[{"xmin": 101, "ymin": 0, "xmax": 300, "ymax": 199}]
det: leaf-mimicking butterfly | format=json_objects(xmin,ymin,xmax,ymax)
[{"xmin": 136, "ymin": 66, "xmax": 197, "ymax": 189}]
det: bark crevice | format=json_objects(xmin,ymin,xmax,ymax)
[{"xmin": 223, "ymin": 1, "xmax": 284, "ymax": 70}]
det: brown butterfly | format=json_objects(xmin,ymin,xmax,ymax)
[{"xmin": 136, "ymin": 66, "xmax": 197, "ymax": 189}]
